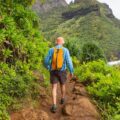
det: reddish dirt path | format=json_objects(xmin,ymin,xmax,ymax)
[
  {"xmin": 40, "ymin": 79, "xmax": 75, "ymax": 120},
  {"xmin": 11, "ymin": 78, "xmax": 100, "ymax": 120}
]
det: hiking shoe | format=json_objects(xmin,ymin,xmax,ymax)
[
  {"xmin": 50, "ymin": 104, "xmax": 57, "ymax": 113},
  {"xmin": 60, "ymin": 98, "xmax": 65, "ymax": 104}
]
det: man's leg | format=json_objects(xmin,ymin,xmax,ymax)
[
  {"xmin": 52, "ymin": 83, "xmax": 58, "ymax": 105},
  {"xmin": 60, "ymin": 84, "xmax": 66, "ymax": 99},
  {"xmin": 59, "ymin": 71, "xmax": 67, "ymax": 104}
]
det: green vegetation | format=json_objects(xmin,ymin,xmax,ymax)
[
  {"xmin": 81, "ymin": 42, "xmax": 106, "ymax": 62},
  {"xmin": 40, "ymin": 0, "xmax": 120, "ymax": 59},
  {"xmin": 75, "ymin": 60, "xmax": 120, "ymax": 119},
  {"xmin": 65, "ymin": 38, "xmax": 106, "ymax": 62},
  {"xmin": 1, "ymin": 0, "xmax": 120, "ymax": 119},
  {"xmin": 65, "ymin": 37, "xmax": 81, "ymax": 58},
  {"xmin": 0, "ymin": 1, "xmax": 49, "ymax": 119}
]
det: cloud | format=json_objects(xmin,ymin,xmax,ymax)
[{"xmin": 65, "ymin": 0, "xmax": 74, "ymax": 4}]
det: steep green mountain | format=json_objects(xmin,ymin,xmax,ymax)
[{"xmin": 33, "ymin": 0, "xmax": 120, "ymax": 60}]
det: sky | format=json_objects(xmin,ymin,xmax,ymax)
[
  {"xmin": 65, "ymin": 0, "xmax": 74, "ymax": 4},
  {"xmin": 65, "ymin": 0, "xmax": 120, "ymax": 19}
]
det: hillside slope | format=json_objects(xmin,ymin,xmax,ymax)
[{"xmin": 33, "ymin": 0, "xmax": 120, "ymax": 59}]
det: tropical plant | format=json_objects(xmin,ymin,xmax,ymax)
[
  {"xmin": 81, "ymin": 42, "xmax": 106, "ymax": 62},
  {"xmin": 75, "ymin": 60, "xmax": 120, "ymax": 119},
  {"xmin": 0, "ymin": 1, "xmax": 49, "ymax": 119}
]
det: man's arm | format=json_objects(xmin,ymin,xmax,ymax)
[
  {"xmin": 65, "ymin": 49, "xmax": 74, "ymax": 74},
  {"xmin": 44, "ymin": 48, "xmax": 53, "ymax": 70}
]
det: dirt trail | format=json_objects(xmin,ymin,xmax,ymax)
[{"xmin": 10, "ymin": 78, "xmax": 100, "ymax": 120}]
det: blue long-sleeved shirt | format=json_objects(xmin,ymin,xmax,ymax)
[{"xmin": 44, "ymin": 45, "xmax": 74, "ymax": 73}]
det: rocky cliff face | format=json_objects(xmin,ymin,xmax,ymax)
[
  {"xmin": 32, "ymin": 0, "xmax": 67, "ymax": 14},
  {"xmin": 62, "ymin": 1, "xmax": 115, "ymax": 19},
  {"xmin": 75, "ymin": 0, "xmax": 97, "ymax": 5},
  {"xmin": 33, "ymin": 0, "xmax": 115, "ymax": 19},
  {"xmin": 103, "ymin": 3, "xmax": 115, "ymax": 18},
  {"xmin": 62, "ymin": 4, "xmax": 100, "ymax": 19}
]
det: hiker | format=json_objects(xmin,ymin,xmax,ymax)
[{"xmin": 44, "ymin": 37, "xmax": 74, "ymax": 113}]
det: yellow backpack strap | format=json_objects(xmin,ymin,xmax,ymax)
[{"xmin": 51, "ymin": 47, "xmax": 57, "ymax": 70}]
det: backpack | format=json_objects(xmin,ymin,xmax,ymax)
[{"xmin": 51, "ymin": 47, "xmax": 64, "ymax": 70}]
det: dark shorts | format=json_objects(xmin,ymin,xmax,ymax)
[{"xmin": 50, "ymin": 70, "xmax": 67, "ymax": 84}]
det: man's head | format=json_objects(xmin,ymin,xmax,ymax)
[{"xmin": 56, "ymin": 37, "xmax": 65, "ymax": 45}]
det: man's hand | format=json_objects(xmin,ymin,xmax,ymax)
[{"xmin": 69, "ymin": 73, "xmax": 73, "ymax": 80}]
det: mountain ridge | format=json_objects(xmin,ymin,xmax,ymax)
[
  {"xmin": 33, "ymin": 0, "xmax": 120, "ymax": 59},
  {"xmin": 32, "ymin": 0, "xmax": 67, "ymax": 14}
]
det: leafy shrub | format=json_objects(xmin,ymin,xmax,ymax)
[
  {"xmin": 75, "ymin": 60, "xmax": 110, "ymax": 83},
  {"xmin": 72, "ymin": 56, "xmax": 80, "ymax": 67},
  {"xmin": 65, "ymin": 37, "xmax": 81, "ymax": 58},
  {"xmin": 79, "ymin": 42, "xmax": 105, "ymax": 62},
  {"xmin": 75, "ymin": 60, "xmax": 120, "ymax": 119},
  {"xmin": 0, "ymin": 1, "xmax": 49, "ymax": 119},
  {"xmin": 0, "ymin": 105, "xmax": 10, "ymax": 120}
]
